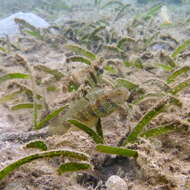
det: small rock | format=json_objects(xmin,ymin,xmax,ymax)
[
  {"xmin": 0, "ymin": 12, "xmax": 49, "ymax": 37},
  {"xmin": 105, "ymin": 175, "xmax": 128, "ymax": 190}
]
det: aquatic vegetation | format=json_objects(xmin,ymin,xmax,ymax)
[
  {"xmin": 144, "ymin": 78, "xmax": 171, "ymax": 91},
  {"xmin": 1, "ymin": 1, "xmax": 190, "ymax": 188},
  {"xmin": 96, "ymin": 145, "xmax": 138, "ymax": 157},
  {"xmin": 0, "ymin": 90, "xmax": 22, "ymax": 104},
  {"xmin": 65, "ymin": 44, "xmax": 96, "ymax": 61},
  {"xmin": 68, "ymin": 119, "xmax": 139, "ymax": 159},
  {"xmin": 160, "ymin": 53, "xmax": 177, "ymax": 68},
  {"xmin": 101, "ymin": 0, "xmax": 124, "ymax": 9},
  {"xmin": 114, "ymin": 4, "xmax": 131, "ymax": 21},
  {"xmin": 89, "ymin": 25, "xmax": 106, "ymax": 39},
  {"xmin": 34, "ymin": 64, "xmax": 64, "ymax": 80},
  {"xmin": 0, "ymin": 61, "xmax": 49, "ymax": 130},
  {"xmin": 168, "ymin": 77, "xmax": 190, "ymax": 95},
  {"xmin": 123, "ymin": 60, "xmax": 143, "ymax": 69},
  {"xmin": 66, "ymin": 56, "xmax": 92, "ymax": 65},
  {"xmin": 35, "ymin": 106, "xmax": 67, "ymax": 130},
  {"xmin": 15, "ymin": 18, "xmax": 43, "ymax": 40},
  {"xmin": 14, "ymin": 54, "xmax": 30, "ymax": 72},
  {"xmin": 10, "ymin": 82, "xmax": 42, "ymax": 100},
  {"xmin": 68, "ymin": 81, "xmax": 79, "ymax": 92},
  {"xmin": 171, "ymin": 40, "xmax": 190, "ymax": 58},
  {"xmin": 25, "ymin": 140, "xmax": 48, "ymax": 151},
  {"xmin": 58, "ymin": 162, "xmax": 91, "ymax": 174},
  {"xmin": 115, "ymin": 78, "xmax": 139, "ymax": 91},
  {"xmin": 46, "ymin": 84, "xmax": 57, "ymax": 92},
  {"xmin": 117, "ymin": 37, "xmax": 136, "ymax": 49},
  {"xmin": 141, "ymin": 124, "xmax": 178, "ymax": 138},
  {"xmin": 132, "ymin": 92, "xmax": 165, "ymax": 105},
  {"xmin": 0, "ymin": 73, "xmax": 30, "ymax": 84},
  {"xmin": 68, "ymin": 119, "xmax": 104, "ymax": 144},
  {"xmin": 115, "ymin": 78, "xmax": 145, "ymax": 103},
  {"xmin": 0, "ymin": 46, "xmax": 9, "ymax": 54},
  {"xmin": 45, "ymin": 0, "xmax": 72, "ymax": 12},
  {"xmin": 24, "ymin": 30, "xmax": 43, "ymax": 40},
  {"xmin": 0, "ymin": 149, "xmax": 90, "ymax": 181},
  {"xmin": 122, "ymin": 96, "xmax": 182, "ymax": 145},
  {"xmin": 142, "ymin": 118, "xmax": 190, "ymax": 137},
  {"xmin": 94, "ymin": 0, "xmax": 101, "ymax": 6},
  {"xmin": 166, "ymin": 66, "xmax": 190, "ymax": 83},
  {"xmin": 138, "ymin": 3, "xmax": 162, "ymax": 21},
  {"xmin": 104, "ymin": 45, "xmax": 126, "ymax": 58},
  {"xmin": 95, "ymin": 118, "xmax": 103, "ymax": 138},
  {"xmin": 155, "ymin": 63, "xmax": 173, "ymax": 72},
  {"xmin": 103, "ymin": 65, "xmax": 117, "ymax": 74},
  {"xmin": 10, "ymin": 103, "xmax": 42, "ymax": 111}
]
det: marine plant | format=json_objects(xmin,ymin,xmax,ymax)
[
  {"xmin": 136, "ymin": 3, "xmax": 162, "ymax": 21},
  {"xmin": 0, "ymin": 148, "xmax": 91, "ymax": 181}
]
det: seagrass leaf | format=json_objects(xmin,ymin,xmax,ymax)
[
  {"xmin": 0, "ymin": 149, "xmax": 89, "ymax": 181},
  {"xmin": 0, "ymin": 73, "xmax": 30, "ymax": 84},
  {"xmin": 66, "ymin": 56, "xmax": 92, "ymax": 65},
  {"xmin": 58, "ymin": 162, "xmax": 92, "ymax": 174},
  {"xmin": 11, "ymin": 103, "xmax": 42, "ymax": 111},
  {"xmin": 96, "ymin": 145, "xmax": 138, "ymax": 157},
  {"xmin": 68, "ymin": 120, "xmax": 104, "ymax": 144},
  {"xmin": 122, "ymin": 96, "xmax": 182, "ymax": 145},
  {"xmin": 25, "ymin": 140, "xmax": 48, "ymax": 151},
  {"xmin": 172, "ymin": 40, "xmax": 190, "ymax": 58},
  {"xmin": 166, "ymin": 66, "xmax": 190, "ymax": 84},
  {"xmin": 65, "ymin": 44, "xmax": 96, "ymax": 60},
  {"xmin": 35, "ymin": 106, "xmax": 67, "ymax": 130}
]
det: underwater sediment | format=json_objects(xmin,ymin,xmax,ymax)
[{"xmin": 0, "ymin": 0, "xmax": 190, "ymax": 190}]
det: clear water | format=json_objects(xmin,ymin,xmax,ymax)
[
  {"xmin": 0, "ymin": 0, "xmax": 189, "ymax": 20},
  {"xmin": 0, "ymin": 0, "xmax": 189, "ymax": 37}
]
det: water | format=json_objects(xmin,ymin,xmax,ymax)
[{"xmin": 0, "ymin": 1, "xmax": 190, "ymax": 190}]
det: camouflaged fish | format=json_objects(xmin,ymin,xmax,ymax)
[{"xmin": 48, "ymin": 87, "xmax": 129, "ymax": 135}]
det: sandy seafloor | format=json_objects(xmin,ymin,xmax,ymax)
[{"xmin": 0, "ymin": 0, "xmax": 190, "ymax": 189}]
